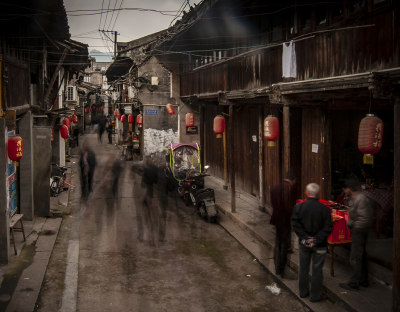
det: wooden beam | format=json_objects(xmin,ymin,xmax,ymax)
[
  {"xmin": 44, "ymin": 47, "xmax": 69, "ymax": 110},
  {"xmin": 282, "ymin": 105, "xmax": 290, "ymax": 178},
  {"xmin": 229, "ymin": 104, "xmax": 236, "ymax": 213},
  {"xmin": 393, "ymin": 93, "xmax": 400, "ymax": 311},
  {"xmin": 258, "ymin": 106, "xmax": 265, "ymax": 211}
]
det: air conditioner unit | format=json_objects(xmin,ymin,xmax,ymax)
[{"xmin": 66, "ymin": 86, "xmax": 77, "ymax": 102}]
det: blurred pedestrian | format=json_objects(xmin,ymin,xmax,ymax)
[
  {"xmin": 270, "ymin": 170, "xmax": 296, "ymax": 279},
  {"xmin": 98, "ymin": 114, "xmax": 106, "ymax": 143},
  {"xmin": 111, "ymin": 157, "xmax": 123, "ymax": 198},
  {"xmin": 79, "ymin": 141, "xmax": 96, "ymax": 198},
  {"xmin": 106, "ymin": 116, "xmax": 113, "ymax": 144},
  {"xmin": 339, "ymin": 181, "xmax": 374, "ymax": 290},
  {"xmin": 292, "ymin": 183, "xmax": 333, "ymax": 302}
]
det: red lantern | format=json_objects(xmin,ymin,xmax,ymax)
[
  {"xmin": 60, "ymin": 125, "xmax": 69, "ymax": 139},
  {"xmin": 186, "ymin": 113, "xmax": 194, "ymax": 127},
  {"xmin": 358, "ymin": 114, "xmax": 384, "ymax": 164},
  {"xmin": 136, "ymin": 114, "xmax": 143, "ymax": 127},
  {"xmin": 72, "ymin": 114, "xmax": 78, "ymax": 124},
  {"xmin": 62, "ymin": 117, "xmax": 71, "ymax": 129},
  {"xmin": 213, "ymin": 115, "xmax": 225, "ymax": 138},
  {"xmin": 7, "ymin": 135, "xmax": 23, "ymax": 162},
  {"xmin": 128, "ymin": 114, "xmax": 134, "ymax": 124},
  {"xmin": 84, "ymin": 108, "xmax": 89, "ymax": 113},
  {"xmin": 114, "ymin": 109, "xmax": 119, "ymax": 117},
  {"xmin": 117, "ymin": 113, "xmax": 121, "ymax": 120},
  {"xmin": 264, "ymin": 115, "xmax": 279, "ymax": 147},
  {"xmin": 121, "ymin": 114, "xmax": 126, "ymax": 123},
  {"xmin": 166, "ymin": 103, "xmax": 175, "ymax": 116},
  {"xmin": 51, "ymin": 129, "xmax": 54, "ymax": 142}
]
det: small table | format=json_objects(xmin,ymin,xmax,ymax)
[{"xmin": 328, "ymin": 240, "xmax": 351, "ymax": 277}]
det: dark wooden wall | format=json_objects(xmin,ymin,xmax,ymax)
[
  {"xmin": 180, "ymin": 5, "xmax": 399, "ymax": 97},
  {"xmin": 233, "ymin": 104, "xmax": 260, "ymax": 197},
  {"xmin": 301, "ymin": 107, "xmax": 330, "ymax": 199}
]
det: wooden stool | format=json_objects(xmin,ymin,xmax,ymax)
[{"xmin": 9, "ymin": 214, "xmax": 26, "ymax": 255}]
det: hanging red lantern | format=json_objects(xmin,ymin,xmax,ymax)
[
  {"xmin": 72, "ymin": 114, "xmax": 78, "ymax": 124},
  {"xmin": 186, "ymin": 113, "xmax": 194, "ymax": 127},
  {"xmin": 358, "ymin": 114, "xmax": 384, "ymax": 165},
  {"xmin": 7, "ymin": 135, "xmax": 23, "ymax": 162},
  {"xmin": 166, "ymin": 103, "xmax": 175, "ymax": 116},
  {"xmin": 136, "ymin": 114, "xmax": 143, "ymax": 127},
  {"xmin": 114, "ymin": 109, "xmax": 119, "ymax": 117},
  {"xmin": 128, "ymin": 114, "xmax": 134, "ymax": 124},
  {"xmin": 60, "ymin": 125, "xmax": 69, "ymax": 139},
  {"xmin": 264, "ymin": 115, "xmax": 279, "ymax": 147},
  {"xmin": 62, "ymin": 117, "xmax": 71, "ymax": 129},
  {"xmin": 84, "ymin": 108, "xmax": 89, "ymax": 113},
  {"xmin": 51, "ymin": 129, "xmax": 54, "ymax": 142},
  {"xmin": 116, "ymin": 113, "xmax": 121, "ymax": 120},
  {"xmin": 213, "ymin": 115, "xmax": 225, "ymax": 138},
  {"xmin": 121, "ymin": 114, "xmax": 126, "ymax": 123}
]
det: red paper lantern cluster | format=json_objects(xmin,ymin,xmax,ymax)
[
  {"xmin": 264, "ymin": 115, "xmax": 279, "ymax": 147},
  {"xmin": 128, "ymin": 114, "xmax": 134, "ymax": 124},
  {"xmin": 213, "ymin": 115, "xmax": 225, "ymax": 138},
  {"xmin": 63, "ymin": 117, "xmax": 71, "ymax": 129},
  {"xmin": 72, "ymin": 114, "xmax": 78, "ymax": 124},
  {"xmin": 358, "ymin": 114, "xmax": 384, "ymax": 164},
  {"xmin": 136, "ymin": 114, "xmax": 143, "ymax": 127},
  {"xmin": 7, "ymin": 135, "xmax": 23, "ymax": 162},
  {"xmin": 60, "ymin": 125, "xmax": 69, "ymax": 139},
  {"xmin": 166, "ymin": 103, "xmax": 175, "ymax": 116},
  {"xmin": 186, "ymin": 113, "xmax": 194, "ymax": 127}
]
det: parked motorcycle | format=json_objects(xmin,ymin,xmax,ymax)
[
  {"xmin": 164, "ymin": 143, "xmax": 218, "ymax": 222},
  {"xmin": 187, "ymin": 170, "xmax": 218, "ymax": 223}
]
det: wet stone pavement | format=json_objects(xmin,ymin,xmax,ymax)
[{"xmin": 35, "ymin": 132, "xmax": 310, "ymax": 312}]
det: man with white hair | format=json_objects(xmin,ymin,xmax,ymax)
[{"xmin": 292, "ymin": 183, "xmax": 333, "ymax": 302}]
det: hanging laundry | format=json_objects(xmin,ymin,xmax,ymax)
[{"xmin": 282, "ymin": 40, "xmax": 297, "ymax": 78}]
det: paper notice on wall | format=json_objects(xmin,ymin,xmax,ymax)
[{"xmin": 312, "ymin": 144, "xmax": 319, "ymax": 153}]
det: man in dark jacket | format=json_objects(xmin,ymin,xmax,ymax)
[
  {"xmin": 270, "ymin": 171, "xmax": 296, "ymax": 278},
  {"xmin": 339, "ymin": 182, "xmax": 374, "ymax": 290},
  {"xmin": 292, "ymin": 183, "xmax": 333, "ymax": 302}
]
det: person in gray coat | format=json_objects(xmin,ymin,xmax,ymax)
[{"xmin": 340, "ymin": 181, "xmax": 374, "ymax": 290}]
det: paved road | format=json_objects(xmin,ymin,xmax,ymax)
[{"xmin": 36, "ymin": 133, "xmax": 306, "ymax": 312}]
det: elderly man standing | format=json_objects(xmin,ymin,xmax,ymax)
[
  {"xmin": 339, "ymin": 182, "xmax": 374, "ymax": 290},
  {"xmin": 292, "ymin": 183, "xmax": 333, "ymax": 302}
]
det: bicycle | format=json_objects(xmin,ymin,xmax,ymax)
[{"xmin": 50, "ymin": 164, "xmax": 68, "ymax": 197}]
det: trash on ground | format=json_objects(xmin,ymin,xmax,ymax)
[
  {"xmin": 265, "ymin": 282, "xmax": 281, "ymax": 295},
  {"xmin": 246, "ymin": 274, "xmax": 251, "ymax": 277},
  {"xmin": 253, "ymin": 258, "xmax": 257, "ymax": 262}
]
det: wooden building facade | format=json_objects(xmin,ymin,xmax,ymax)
[{"xmin": 153, "ymin": 0, "xmax": 400, "ymax": 308}]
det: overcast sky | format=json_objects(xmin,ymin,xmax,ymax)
[{"xmin": 64, "ymin": 0, "xmax": 199, "ymax": 55}]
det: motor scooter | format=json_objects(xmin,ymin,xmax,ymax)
[{"xmin": 188, "ymin": 167, "xmax": 218, "ymax": 223}]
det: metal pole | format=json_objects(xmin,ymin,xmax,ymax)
[
  {"xmin": 114, "ymin": 31, "xmax": 118, "ymax": 59},
  {"xmin": 223, "ymin": 130, "xmax": 228, "ymax": 189},
  {"xmin": 393, "ymin": 94, "xmax": 400, "ymax": 312},
  {"xmin": 229, "ymin": 105, "xmax": 236, "ymax": 213}
]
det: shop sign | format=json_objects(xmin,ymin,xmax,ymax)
[
  {"xmin": 186, "ymin": 126, "xmax": 198, "ymax": 134},
  {"xmin": 145, "ymin": 109, "xmax": 158, "ymax": 115}
]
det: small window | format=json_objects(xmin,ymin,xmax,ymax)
[
  {"xmin": 349, "ymin": 0, "xmax": 366, "ymax": 13},
  {"xmin": 301, "ymin": 10, "xmax": 311, "ymax": 31},
  {"xmin": 332, "ymin": 5, "xmax": 344, "ymax": 19},
  {"xmin": 315, "ymin": 7, "xmax": 327, "ymax": 25}
]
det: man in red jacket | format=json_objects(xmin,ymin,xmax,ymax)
[{"xmin": 270, "ymin": 171, "xmax": 296, "ymax": 278}]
